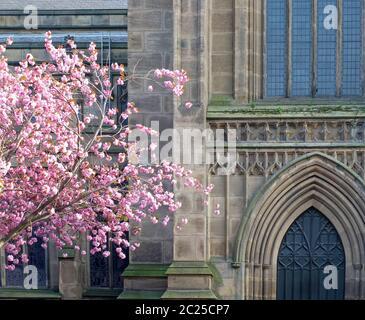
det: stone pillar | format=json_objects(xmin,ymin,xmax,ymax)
[
  {"xmin": 58, "ymin": 249, "xmax": 83, "ymax": 299},
  {"xmin": 162, "ymin": 0, "xmax": 217, "ymax": 300},
  {"xmin": 123, "ymin": 0, "xmax": 175, "ymax": 299},
  {"xmin": 234, "ymin": 0, "xmax": 264, "ymax": 102}
]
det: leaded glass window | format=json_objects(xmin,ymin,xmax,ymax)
[
  {"xmin": 317, "ymin": 0, "xmax": 338, "ymax": 96},
  {"xmin": 0, "ymin": 236, "xmax": 48, "ymax": 289},
  {"xmin": 267, "ymin": 0, "xmax": 288, "ymax": 96},
  {"xmin": 89, "ymin": 235, "xmax": 129, "ymax": 289},
  {"xmin": 342, "ymin": 0, "xmax": 362, "ymax": 95},
  {"xmin": 291, "ymin": 0, "xmax": 313, "ymax": 96},
  {"xmin": 266, "ymin": 0, "xmax": 363, "ymax": 98}
]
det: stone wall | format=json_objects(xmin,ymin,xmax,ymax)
[
  {"xmin": 132, "ymin": 0, "xmax": 365, "ymax": 300},
  {"xmin": 124, "ymin": 0, "xmax": 175, "ymax": 299},
  {"xmin": 211, "ymin": 0, "xmax": 234, "ymax": 96},
  {"xmin": 128, "ymin": 0, "xmax": 174, "ymax": 264},
  {"xmin": 1, "ymin": 0, "xmax": 365, "ymax": 300}
]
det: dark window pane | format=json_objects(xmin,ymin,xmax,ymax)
[
  {"xmin": 342, "ymin": 0, "xmax": 362, "ymax": 96},
  {"xmin": 117, "ymin": 83, "xmax": 128, "ymax": 125},
  {"xmin": 118, "ymin": 84, "xmax": 128, "ymax": 113},
  {"xmin": 266, "ymin": 0, "xmax": 287, "ymax": 97},
  {"xmin": 28, "ymin": 238, "xmax": 48, "ymax": 288},
  {"xmin": 90, "ymin": 250, "xmax": 110, "ymax": 288},
  {"xmin": 291, "ymin": 0, "xmax": 313, "ymax": 96},
  {"xmin": 4, "ymin": 237, "xmax": 48, "ymax": 288},
  {"xmin": 111, "ymin": 242, "xmax": 129, "ymax": 288},
  {"xmin": 90, "ymin": 233, "xmax": 129, "ymax": 289},
  {"xmin": 317, "ymin": 0, "xmax": 337, "ymax": 96},
  {"xmin": 5, "ymin": 263, "xmax": 24, "ymax": 288}
]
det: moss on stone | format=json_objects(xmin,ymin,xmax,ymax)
[
  {"xmin": 0, "ymin": 288, "xmax": 62, "ymax": 299},
  {"xmin": 165, "ymin": 261, "xmax": 214, "ymax": 276},
  {"xmin": 122, "ymin": 264, "xmax": 169, "ymax": 278},
  {"xmin": 118, "ymin": 290, "xmax": 164, "ymax": 300},
  {"xmin": 161, "ymin": 289, "xmax": 217, "ymax": 300}
]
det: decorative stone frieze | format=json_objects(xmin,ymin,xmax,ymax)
[
  {"xmin": 210, "ymin": 149, "xmax": 365, "ymax": 179},
  {"xmin": 209, "ymin": 120, "xmax": 365, "ymax": 143}
]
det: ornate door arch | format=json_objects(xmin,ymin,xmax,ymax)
[
  {"xmin": 232, "ymin": 153, "xmax": 365, "ymax": 300},
  {"xmin": 277, "ymin": 207, "xmax": 345, "ymax": 300}
]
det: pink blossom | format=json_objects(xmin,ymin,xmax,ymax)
[
  {"xmin": 112, "ymin": 63, "xmax": 120, "ymax": 71},
  {"xmin": 154, "ymin": 69, "xmax": 163, "ymax": 78},
  {"xmin": 0, "ymin": 33, "xmax": 211, "ymax": 268},
  {"xmin": 21, "ymin": 254, "xmax": 29, "ymax": 264},
  {"xmin": 25, "ymin": 53, "xmax": 35, "ymax": 66},
  {"xmin": 214, "ymin": 203, "xmax": 221, "ymax": 216},
  {"xmin": 185, "ymin": 102, "xmax": 193, "ymax": 109},
  {"xmin": 67, "ymin": 39, "xmax": 76, "ymax": 49},
  {"xmin": 6, "ymin": 37, "xmax": 13, "ymax": 46},
  {"xmin": 102, "ymin": 251, "xmax": 110, "ymax": 258}
]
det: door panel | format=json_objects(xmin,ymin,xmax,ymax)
[{"xmin": 277, "ymin": 207, "xmax": 345, "ymax": 300}]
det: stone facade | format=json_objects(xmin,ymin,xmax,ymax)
[
  {"xmin": 1, "ymin": 0, "xmax": 365, "ymax": 300},
  {"xmin": 128, "ymin": 0, "xmax": 365, "ymax": 300}
]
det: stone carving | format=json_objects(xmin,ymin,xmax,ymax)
[
  {"xmin": 209, "ymin": 120, "xmax": 365, "ymax": 143},
  {"xmin": 210, "ymin": 150, "xmax": 365, "ymax": 179},
  {"xmin": 209, "ymin": 119, "xmax": 365, "ymax": 178}
]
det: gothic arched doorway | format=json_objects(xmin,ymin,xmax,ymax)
[
  {"xmin": 277, "ymin": 207, "xmax": 345, "ymax": 300},
  {"xmin": 233, "ymin": 153, "xmax": 365, "ymax": 299}
]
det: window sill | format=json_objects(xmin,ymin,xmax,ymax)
[{"xmin": 0, "ymin": 288, "xmax": 61, "ymax": 299}]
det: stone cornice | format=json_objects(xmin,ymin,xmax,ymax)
[{"xmin": 208, "ymin": 96, "xmax": 365, "ymax": 119}]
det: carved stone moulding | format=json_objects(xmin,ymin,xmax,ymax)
[
  {"xmin": 208, "ymin": 119, "xmax": 365, "ymax": 144},
  {"xmin": 209, "ymin": 149, "xmax": 365, "ymax": 180}
]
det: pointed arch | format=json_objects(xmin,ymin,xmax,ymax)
[{"xmin": 232, "ymin": 152, "xmax": 365, "ymax": 299}]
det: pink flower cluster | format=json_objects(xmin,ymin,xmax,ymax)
[
  {"xmin": 154, "ymin": 68, "xmax": 189, "ymax": 97},
  {"xmin": 0, "ymin": 33, "xmax": 211, "ymax": 269}
]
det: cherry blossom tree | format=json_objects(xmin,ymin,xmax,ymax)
[{"xmin": 0, "ymin": 32, "xmax": 212, "ymax": 269}]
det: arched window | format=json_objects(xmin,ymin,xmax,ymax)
[{"xmin": 266, "ymin": 0, "xmax": 362, "ymax": 97}]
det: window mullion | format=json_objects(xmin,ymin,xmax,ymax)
[
  {"xmin": 312, "ymin": 0, "xmax": 318, "ymax": 97},
  {"xmin": 336, "ymin": 0, "xmax": 343, "ymax": 97},
  {"xmin": 86, "ymin": 234, "xmax": 91, "ymax": 288},
  {"xmin": 0, "ymin": 249, "xmax": 5, "ymax": 286},
  {"xmin": 286, "ymin": 0, "xmax": 292, "ymax": 98},
  {"xmin": 108, "ymin": 236, "xmax": 113, "ymax": 288},
  {"xmin": 44, "ymin": 241, "xmax": 49, "ymax": 289},
  {"xmin": 362, "ymin": 0, "xmax": 365, "ymax": 97}
]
